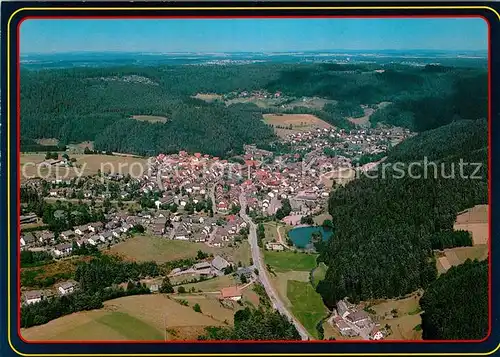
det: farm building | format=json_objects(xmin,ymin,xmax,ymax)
[
  {"xmin": 58, "ymin": 281, "xmax": 76, "ymax": 295},
  {"xmin": 333, "ymin": 316, "xmax": 356, "ymax": 337},
  {"xmin": 220, "ymin": 286, "xmax": 242, "ymax": 301},
  {"xmin": 211, "ymin": 255, "xmax": 230, "ymax": 272},
  {"xmin": 346, "ymin": 311, "xmax": 370, "ymax": 325},
  {"xmin": 24, "ymin": 290, "xmax": 42, "ymax": 305},
  {"xmin": 369, "ymin": 326, "xmax": 384, "ymax": 340},
  {"xmin": 265, "ymin": 242, "xmax": 285, "ymax": 251},
  {"xmin": 337, "ymin": 300, "xmax": 350, "ymax": 319}
]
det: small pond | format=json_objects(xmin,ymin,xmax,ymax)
[{"xmin": 288, "ymin": 226, "xmax": 333, "ymax": 249}]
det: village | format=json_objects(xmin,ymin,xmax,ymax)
[
  {"xmin": 20, "ymin": 125, "xmax": 412, "ymax": 340},
  {"xmin": 21, "ymin": 126, "xmax": 410, "ymax": 252}
]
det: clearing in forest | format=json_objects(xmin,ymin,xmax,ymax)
[
  {"xmin": 453, "ymin": 204, "xmax": 488, "ymax": 245},
  {"xmin": 192, "ymin": 93, "xmax": 223, "ymax": 102},
  {"xmin": 35, "ymin": 138, "xmax": 60, "ymax": 146},
  {"xmin": 131, "ymin": 115, "xmax": 168, "ymax": 124},
  {"xmin": 263, "ymin": 114, "xmax": 332, "ymax": 131},
  {"xmin": 436, "ymin": 245, "xmax": 488, "ymax": 274}
]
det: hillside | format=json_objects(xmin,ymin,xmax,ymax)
[
  {"xmin": 386, "ymin": 119, "xmax": 488, "ymax": 163},
  {"xmin": 317, "ymin": 119, "xmax": 488, "ymax": 307},
  {"xmin": 420, "ymin": 259, "xmax": 488, "ymax": 340},
  {"xmin": 20, "ymin": 64, "xmax": 486, "ymax": 156}
]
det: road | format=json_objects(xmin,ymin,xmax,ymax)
[
  {"xmin": 276, "ymin": 225, "xmax": 291, "ymax": 249},
  {"xmin": 239, "ymin": 192, "xmax": 312, "ymax": 341}
]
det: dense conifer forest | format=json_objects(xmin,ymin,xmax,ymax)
[
  {"xmin": 21, "ymin": 63, "xmax": 486, "ymax": 156},
  {"xmin": 420, "ymin": 259, "xmax": 488, "ymax": 340},
  {"xmin": 317, "ymin": 119, "xmax": 488, "ymax": 307}
]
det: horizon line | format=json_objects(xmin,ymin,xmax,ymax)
[{"xmin": 20, "ymin": 48, "xmax": 488, "ymax": 55}]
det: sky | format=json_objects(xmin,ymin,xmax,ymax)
[{"xmin": 20, "ymin": 18, "xmax": 488, "ymax": 54}]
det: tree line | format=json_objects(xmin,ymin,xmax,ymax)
[
  {"xmin": 198, "ymin": 306, "xmax": 301, "ymax": 340},
  {"xmin": 316, "ymin": 119, "xmax": 488, "ymax": 307},
  {"xmin": 420, "ymin": 259, "xmax": 488, "ymax": 340},
  {"xmin": 21, "ymin": 255, "xmax": 160, "ymax": 328},
  {"xmin": 21, "ymin": 63, "xmax": 486, "ymax": 157}
]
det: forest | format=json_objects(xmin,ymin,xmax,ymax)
[
  {"xmin": 21, "ymin": 63, "xmax": 486, "ymax": 157},
  {"xmin": 420, "ymin": 259, "xmax": 488, "ymax": 340},
  {"xmin": 198, "ymin": 307, "xmax": 301, "ymax": 340},
  {"xmin": 316, "ymin": 119, "xmax": 488, "ymax": 307}
]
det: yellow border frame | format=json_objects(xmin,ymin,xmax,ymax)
[{"xmin": 6, "ymin": 5, "xmax": 500, "ymax": 357}]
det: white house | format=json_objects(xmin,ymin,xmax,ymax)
[
  {"xmin": 370, "ymin": 327, "xmax": 384, "ymax": 340},
  {"xmin": 99, "ymin": 231, "xmax": 113, "ymax": 242},
  {"xmin": 86, "ymin": 237, "xmax": 97, "ymax": 246},
  {"xmin": 24, "ymin": 290, "xmax": 42, "ymax": 305},
  {"xmin": 88, "ymin": 222, "xmax": 103, "ymax": 233},
  {"xmin": 53, "ymin": 243, "xmax": 72, "ymax": 257},
  {"xmin": 60, "ymin": 230, "xmax": 75, "ymax": 240},
  {"xmin": 265, "ymin": 242, "xmax": 284, "ymax": 251},
  {"xmin": 90, "ymin": 234, "xmax": 103, "ymax": 244},
  {"xmin": 120, "ymin": 223, "xmax": 131, "ymax": 233},
  {"xmin": 58, "ymin": 281, "xmax": 76, "ymax": 295},
  {"xmin": 74, "ymin": 225, "xmax": 89, "ymax": 236}
]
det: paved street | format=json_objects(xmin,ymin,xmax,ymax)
[{"xmin": 239, "ymin": 193, "xmax": 312, "ymax": 341}]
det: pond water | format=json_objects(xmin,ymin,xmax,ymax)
[{"xmin": 288, "ymin": 226, "xmax": 333, "ymax": 248}]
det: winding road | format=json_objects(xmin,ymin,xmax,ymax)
[{"xmin": 239, "ymin": 192, "xmax": 312, "ymax": 341}]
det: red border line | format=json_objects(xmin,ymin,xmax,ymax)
[{"xmin": 15, "ymin": 14, "xmax": 492, "ymax": 345}]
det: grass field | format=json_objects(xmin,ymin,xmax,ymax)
[
  {"xmin": 172, "ymin": 294, "xmax": 238, "ymax": 324},
  {"xmin": 110, "ymin": 234, "xmax": 249, "ymax": 266},
  {"xmin": 192, "ymin": 93, "xmax": 223, "ymax": 102},
  {"xmin": 263, "ymin": 113, "xmax": 332, "ymax": 133},
  {"xmin": 436, "ymin": 245, "xmax": 488, "ymax": 274},
  {"xmin": 21, "ymin": 153, "xmax": 148, "ymax": 181},
  {"xmin": 262, "ymin": 222, "xmax": 281, "ymax": 244},
  {"xmin": 180, "ymin": 274, "xmax": 238, "ymax": 292},
  {"xmin": 319, "ymin": 168, "xmax": 356, "ymax": 188},
  {"xmin": 67, "ymin": 141, "xmax": 94, "ymax": 154},
  {"xmin": 226, "ymin": 97, "xmax": 279, "ymax": 108},
  {"xmin": 109, "ymin": 235, "xmax": 215, "ymax": 263},
  {"xmin": 131, "ymin": 115, "xmax": 168, "ymax": 123},
  {"xmin": 264, "ymin": 251, "xmax": 318, "ymax": 272},
  {"xmin": 287, "ymin": 280, "xmax": 328, "ymax": 339},
  {"xmin": 285, "ymin": 97, "xmax": 336, "ymax": 110},
  {"xmin": 453, "ymin": 204, "xmax": 488, "ymax": 245},
  {"xmin": 365, "ymin": 292, "xmax": 423, "ymax": 340},
  {"xmin": 22, "ymin": 294, "xmax": 225, "ymax": 341},
  {"xmin": 313, "ymin": 213, "xmax": 333, "ymax": 226},
  {"xmin": 35, "ymin": 138, "xmax": 60, "ymax": 146},
  {"xmin": 221, "ymin": 241, "xmax": 252, "ymax": 266},
  {"xmin": 347, "ymin": 107, "xmax": 374, "ymax": 127},
  {"xmin": 311, "ymin": 262, "xmax": 328, "ymax": 288}
]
